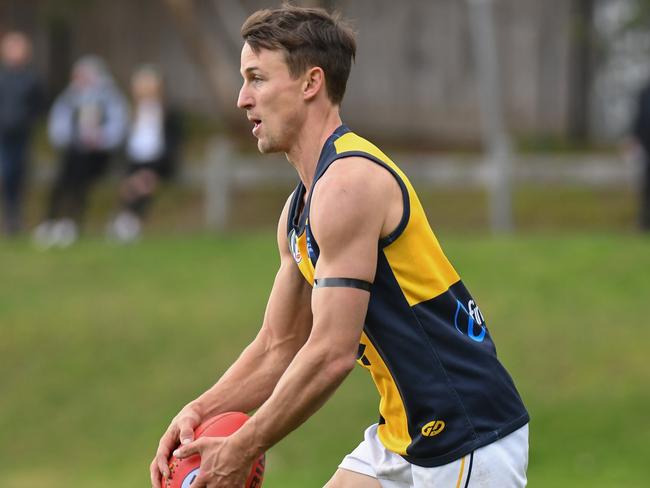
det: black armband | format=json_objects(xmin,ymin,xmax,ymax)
[{"xmin": 313, "ymin": 277, "xmax": 372, "ymax": 292}]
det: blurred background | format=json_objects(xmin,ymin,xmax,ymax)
[{"xmin": 0, "ymin": 0, "xmax": 648, "ymax": 487}]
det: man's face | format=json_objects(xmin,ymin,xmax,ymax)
[{"xmin": 238, "ymin": 42, "xmax": 305, "ymax": 154}]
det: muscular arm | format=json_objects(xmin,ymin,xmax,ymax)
[
  {"xmin": 195, "ymin": 197, "xmax": 313, "ymax": 417},
  {"xmin": 151, "ymin": 197, "xmax": 312, "ymax": 486},
  {"xmin": 228, "ymin": 157, "xmax": 401, "ymax": 460}
]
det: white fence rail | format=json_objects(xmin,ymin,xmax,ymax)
[
  {"xmin": 197, "ymin": 138, "xmax": 639, "ymax": 230},
  {"xmin": 31, "ymin": 138, "xmax": 641, "ymax": 231}
]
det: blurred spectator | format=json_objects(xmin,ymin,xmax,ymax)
[
  {"xmin": 33, "ymin": 55, "xmax": 128, "ymax": 247},
  {"xmin": 106, "ymin": 65, "xmax": 182, "ymax": 242},
  {"xmin": 0, "ymin": 31, "xmax": 43, "ymax": 235},
  {"xmin": 631, "ymin": 80, "xmax": 650, "ymax": 232}
]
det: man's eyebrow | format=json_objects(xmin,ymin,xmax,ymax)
[{"xmin": 243, "ymin": 66, "xmax": 261, "ymax": 75}]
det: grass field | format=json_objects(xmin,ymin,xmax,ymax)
[{"xmin": 1, "ymin": 232, "xmax": 648, "ymax": 487}]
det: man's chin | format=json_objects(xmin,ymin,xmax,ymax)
[{"xmin": 257, "ymin": 139, "xmax": 282, "ymax": 154}]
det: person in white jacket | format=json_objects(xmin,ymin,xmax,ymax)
[
  {"xmin": 106, "ymin": 65, "xmax": 183, "ymax": 243},
  {"xmin": 34, "ymin": 55, "xmax": 128, "ymax": 247}
]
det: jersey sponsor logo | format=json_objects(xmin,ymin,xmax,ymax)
[
  {"xmin": 421, "ymin": 420, "xmax": 446, "ymax": 437},
  {"xmin": 454, "ymin": 299, "xmax": 486, "ymax": 342},
  {"xmin": 288, "ymin": 229, "xmax": 302, "ymax": 264},
  {"xmin": 181, "ymin": 468, "xmax": 200, "ymax": 487}
]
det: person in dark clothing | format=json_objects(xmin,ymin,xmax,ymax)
[
  {"xmin": 632, "ymin": 81, "xmax": 650, "ymax": 232},
  {"xmin": 0, "ymin": 31, "xmax": 43, "ymax": 235},
  {"xmin": 33, "ymin": 55, "xmax": 128, "ymax": 247},
  {"xmin": 106, "ymin": 65, "xmax": 182, "ymax": 242}
]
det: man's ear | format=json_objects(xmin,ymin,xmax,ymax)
[{"xmin": 303, "ymin": 67, "xmax": 325, "ymax": 101}]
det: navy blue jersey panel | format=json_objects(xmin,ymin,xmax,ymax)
[
  {"xmin": 364, "ymin": 252, "xmax": 477, "ymax": 458},
  {"xmin": 412, "ymin": 281, "xmax": 529, "ymax": 440}
]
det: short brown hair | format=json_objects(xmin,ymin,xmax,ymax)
[{"xmin": 241, "ymin": 3, "xmax": 356, "ymax": 105}]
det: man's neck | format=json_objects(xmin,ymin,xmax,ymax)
[{"xmin": 285, "ymin": 108, "xmax": 342, "ymax": 191}]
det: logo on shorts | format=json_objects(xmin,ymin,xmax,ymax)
[{"xmin": 421, "ymin": 420, "xmax": 446, "ymax": 437}]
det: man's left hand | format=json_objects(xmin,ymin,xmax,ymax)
[{"xmin": 173, "ymin": 436, "xmax": 254, "ymax": 488}]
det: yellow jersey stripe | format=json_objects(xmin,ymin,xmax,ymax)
[
  {"xmin": 383, "ymin": 212, "xmax": 460, "ymax": 306},
  {"xmin": 359, "ymin": 331, "xmax": 412, "ymax": 454},
  {"xmin": 334, "ymin": 132, "xmax": 460, "ymax": 306}
]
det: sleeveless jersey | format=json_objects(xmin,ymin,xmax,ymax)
[{"xmin": 287, "ymin": 125, "xmax": 529, "ymax": 467}]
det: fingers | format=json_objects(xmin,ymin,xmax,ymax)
[
  {"xmin": 160, "ymin": 422, "xmax": 180, "ymax": 450},
  {"xmin": 150, "ymin": 410, "xmax": 202, "ymax": 487},
  {"xmin": 156, "ymin": 451, "xmax": 171, "ymax": 480},
  {"xmin": 155, "ymin": 428, "xmax": 177, "ymax": 478},
  {"xmin": 150, "ymin": 448, "xmax": 171, "ymax": 487},
  {"xmin": 149, "ymin": 458, "xmax": 164, "ymax": 488},
  {"xmin": 150, "ymin": 424, "xmax": 178, "ymax": 486},
  {"xmin": 173, "ymin": 437, "xmax": 206, "ymax": 459},
  {"xmin": 178, "ymin": 418, "xmax": 196, "ymax": 446}
]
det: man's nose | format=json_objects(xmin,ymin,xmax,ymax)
[{"xmin": 237, "ymin": 85, "xmax": 253, "ymax": 110}]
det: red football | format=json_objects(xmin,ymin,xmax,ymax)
[{"xmin": 162, "ymin": 412, "xmax": 265, "ymax": 488}]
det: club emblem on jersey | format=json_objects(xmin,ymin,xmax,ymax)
[
  {"xmin": 421, "ymin": 420, "xmax": 446, "ymax": 437},
  {"xmin": 288, "ymin": 229, "xmax": 302, "ymax": 264},
  {"xmin": 454, "ymin": 299, "xmax": 486, "ymax": 342}
]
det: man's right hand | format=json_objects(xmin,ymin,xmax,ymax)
[{"xmin": 150, "ymin": 402, "xmax": 203, "ymax": 488}]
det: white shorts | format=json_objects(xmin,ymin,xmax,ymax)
[{"xmin": 339, "ymin": 423, "xmax": 529, "ymax": 488}]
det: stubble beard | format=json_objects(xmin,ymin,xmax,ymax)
[
  {"xmin": 257, "ymin": 127, "xmax": 289, "ymax": 154},
  {"xmin": 257, "ymin": 110, "xmax": 303, "ymax": 155},
  {"xmin": 257, "ymin": 136, "xmax": 280, "ymax": 154}
]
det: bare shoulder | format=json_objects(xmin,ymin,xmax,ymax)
[
  {"xmin": 321, "ymin": 156, "xmax": 398, "ymax": 196},
  {"xmin": 310, "ymin": 156, "xmax": 402, "ymax": 243}
]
